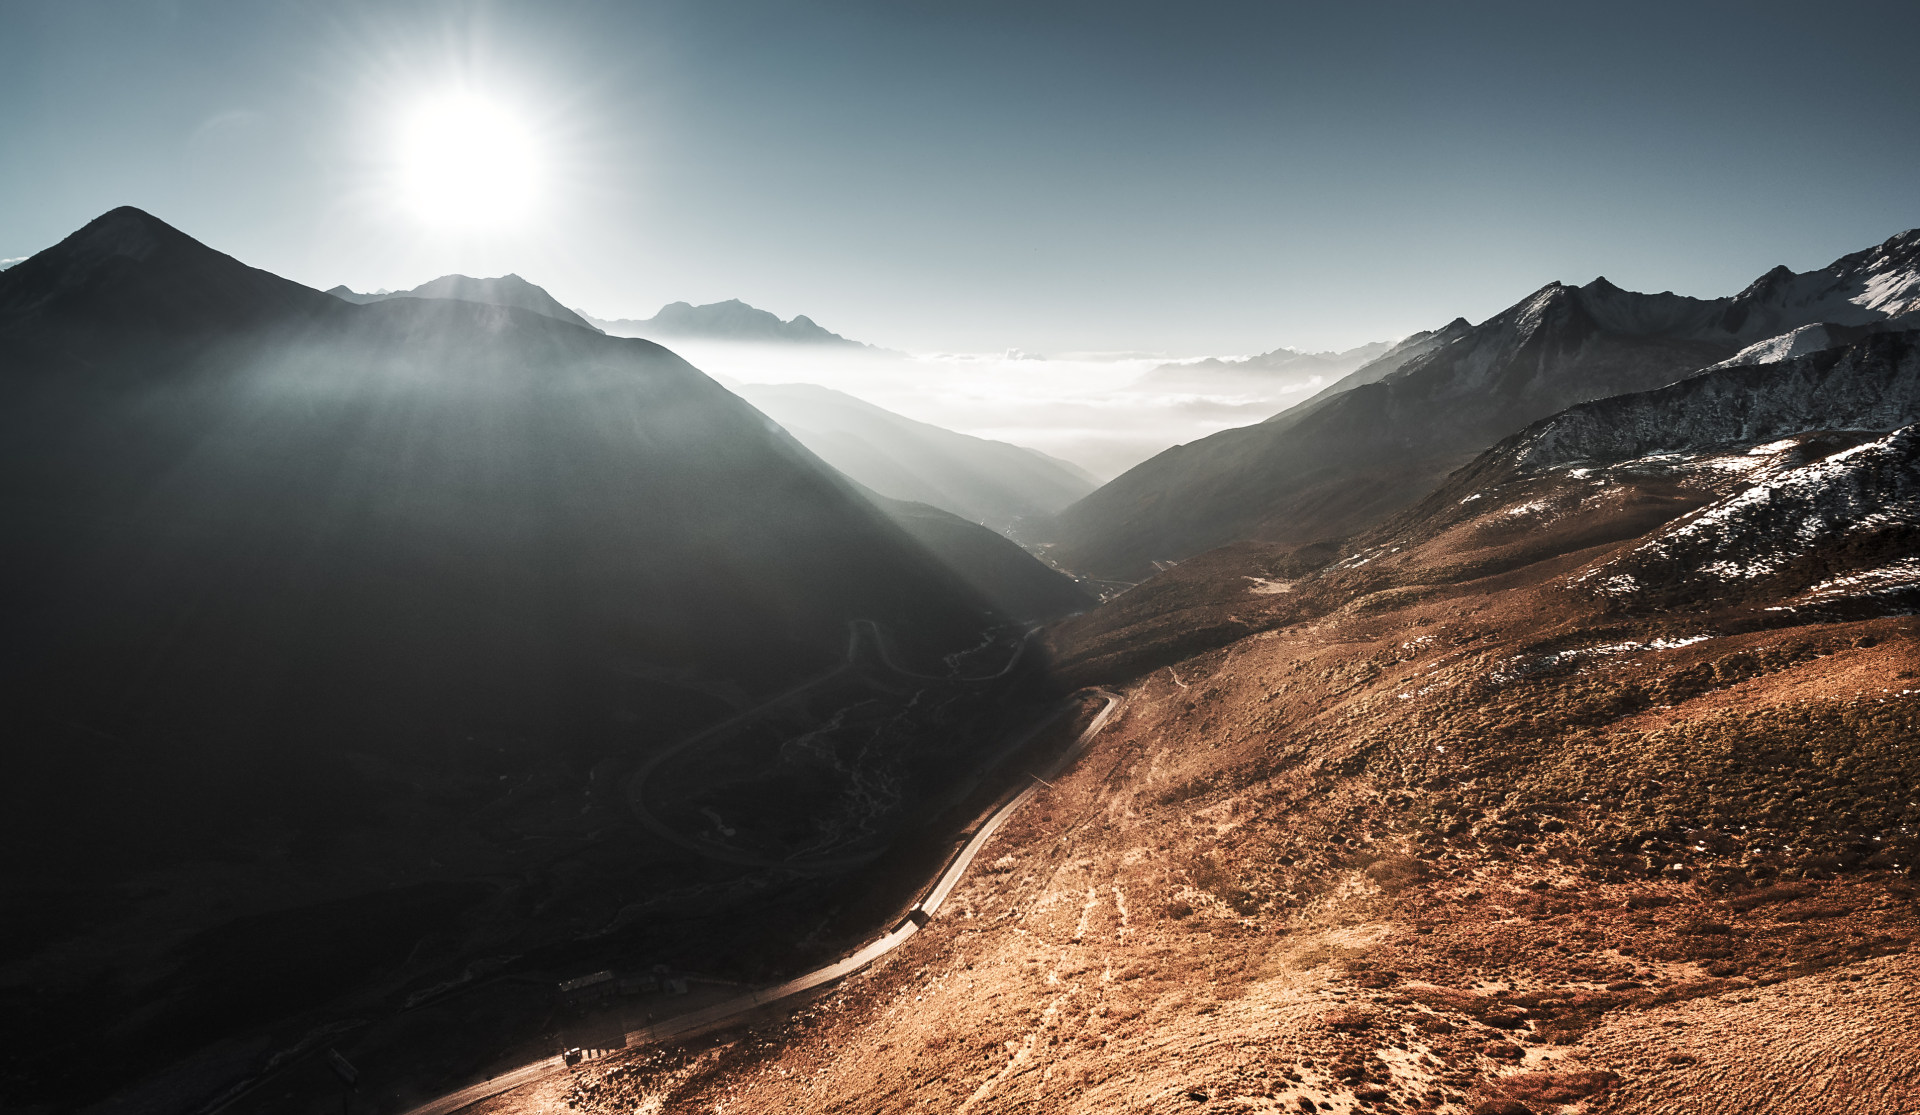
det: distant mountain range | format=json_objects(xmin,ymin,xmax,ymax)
[
  {"xmin": 1134, "ymin": 339, "xmax": 1393, "ymax": 392},
  {"xmin": 327, "ymin": 272, "xmax": 602, "ymax": 332},
  {"xmin": 1266, "ymin": 318, "xmax": 1474, "ymax": 417},
  {"xmin": 591, "ymin": 298, "xmax": 868, "ymax": 346},
  {"xmin": 1049, "ymin": 228, "xmax": 1920, "ymax": 582}
]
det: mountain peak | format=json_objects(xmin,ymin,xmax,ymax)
[
  {"xmin": 1734, "ymin": 264, "xmax": 1796, "ymax": 298},
  {"xmin": 329, "ymin": 272, "xmax": 600, "ymax": 332},
  {"xmin": 62, "ymin": 206, "xmax": 182, "ymax": 261},
  {"xmin": 16, "ymin": 206, "xmax": 204, "ymax": 285},
  {"xmin": 0, "ymin": 206, "xmax": 335, "ymax": 330},
  {"xmin": 1519, "ymin": 280, "xmax": 1574, "ymax": 305},
  {"xmin": 1505, "ymin": 281, "xmax": 1576, "ymax": 333},
  {"xmin": 1865, "ymin": 228, "xmax": 1920, "ymax": 271},
  {"xmin": 592, "ymin": 298, "xmax": 865, "ymax": 346}
]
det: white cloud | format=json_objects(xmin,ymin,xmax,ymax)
[{"xmin": 654, "ymin": 341, "xmax": 1334, "ymax": 480}]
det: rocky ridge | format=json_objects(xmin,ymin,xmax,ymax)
[{"xmin": 1049, "ymin": 229, "xmax": 1920, "ymax": 583}]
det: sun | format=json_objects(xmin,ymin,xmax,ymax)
[{"xmin": 397, "ymin": 93, "xmax": 544, "ymax": 228}]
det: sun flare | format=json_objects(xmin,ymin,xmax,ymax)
[{"xmin": 397, "ymin": 93, "xmax": 543, "ymax": 227}]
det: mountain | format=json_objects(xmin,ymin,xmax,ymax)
[
  {"xmin": 1135, "ymin": 339, "xmax": 1393, "ymax": 392},
  {"xmin": 734, "ymin": 382, "xmax": 1099, "ymax": 535},
  {"xmin": 328, "ymin": 284, "xmax": 1090, "ymax": 600},
  {"xmin": 1438, "ymin": 328, "xmax": 1920, "ymax": 614},
  {"xmin": 3, "ymin": 205, "xmax": 340, "ymax": 337},
  {"xmin": 560, "ymin": 331, "xmax": 1920, "ymax": 1115},
  {"xmin": 592, "ymin": 298, "xmax": 865, "ymax": 345},
  {"xmin": 1267, "ymin": 317, "xmax": 1475, "ymax": 417},
  {"xmin": 1049, "ymin": 229, "xmax": 1920, "ymax": 582},
  {"xmin": 0, "ymin": 208, "xmax": 1052, "ymax": 1112},
  {"xmin": 1051, "ymin": 327, "xmax": 1920, "ymax": 684},
  {"xmin": 327, "ymin": 272, "xmax": 601, "ymax": 331},
  {"xmin": 869, "ymin": 495, "xmax": 1094, "ymax": 622}
]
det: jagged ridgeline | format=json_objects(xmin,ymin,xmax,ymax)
[{"xmin": 1053, "ymin": 230, "xmax": 1920, "ymax": 582}]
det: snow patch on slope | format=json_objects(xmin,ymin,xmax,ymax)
[
  {"xmin": 1706, "ymin": 324, "xmax": 1834, "ymax": 370},
  {"xmin": 1791, "ymin": 556, "xmax": 1920, "ymax": 607},
  {"xmin": 1573, "ymin": 425, "xmax": 1920, "ymax": 599}
]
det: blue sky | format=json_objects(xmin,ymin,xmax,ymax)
[{"xmin": 2, "ymin": 0, "xmax": 1916, "ymax": 354}]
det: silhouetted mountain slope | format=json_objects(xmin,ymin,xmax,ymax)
[
  {"xmin": 0, "ymin": 205, "xmax": 341, "ymax": 343},
  {"xmin": 327, "ymin": 272, "xmax": 600, "ymax": 331},
  {"xmin": 593, "ymin": 298, "xmax": 863, "ymax": 345},
  {"xmin": 0, "ymin": 208, "xmax": 1001, "ymax": 854},
  {"xmin": 1051, "ymin": 230, "xmax": 1920, "ymax": 582},
  {"xmin": 871, "ymin": 496, "xmax": 1094, "ymax": 622},
  {"xmin": 0, "ymin": 209, "xmax": 1035, "ymax": 1111},
  {"xmin": 736, "ymin": 382, "xmax": 1097, "ymax": 534}
]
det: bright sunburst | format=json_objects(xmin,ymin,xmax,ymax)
[{"xmin": 397, "ymin": 93, "xmax": 544, "ymax": 227}]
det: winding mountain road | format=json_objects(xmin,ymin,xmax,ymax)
[{"xmin": 401, "ymin": 686, "xmax": 1123, "ymax": 1115}]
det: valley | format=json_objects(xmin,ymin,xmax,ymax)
[
  {"xmin": 515, "ymin": 388, "xmax": 1919, "ymax": 1113},
  {"xmin": 1, "ymin": 45, "xmax": 1915, "ymax": 1112},
  {"xmin": 442, "ymin": 291, "xmax": 1920, "ymax": 1115}
]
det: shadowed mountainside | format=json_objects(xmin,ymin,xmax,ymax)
[
  {"xmin": 868, "ymin": 494, "xmax": 1095, "ymax": 623},
  {"xmin": 0, "ymin": 208, "xmax": 1060, "ymax": 1114},
  {"xmin": 325, "ymin": 276, "xmax": 1090, "ymax": 613},
  {"xmin": 735, "ymin": 381, "xmax": 1098, "ymax": 535}
]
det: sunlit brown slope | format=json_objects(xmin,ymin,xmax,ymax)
[{"xmin": 524, "ymin": 333, "xmax": 1920, "ymax": 1115}]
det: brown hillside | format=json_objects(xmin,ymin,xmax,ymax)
[{"xmin": 479, "ymin": 417, "xmax": 1920, "ymax": 1115}]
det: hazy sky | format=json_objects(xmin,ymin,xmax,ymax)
[{"xmin": 3, "ymin": 0, "xmax": 1917, "ymax": 355}]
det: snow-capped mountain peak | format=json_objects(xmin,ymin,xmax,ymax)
[{"xmin": 1719, "ymin": 228, "xmax": 1920, "ymax": 340}]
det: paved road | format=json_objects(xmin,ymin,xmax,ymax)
[{"xmin": 400, "ymin": 688, "xmax": 1123, "ymax": 1115}]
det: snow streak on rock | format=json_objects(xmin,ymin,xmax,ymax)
[
  {"xmin": 1577, "ymin": 425, "xmax": 1920, "ymax": 600},
  {"xmin": 1509, "ymin": 329, "xmax": 1920, "ymax": 473}
]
